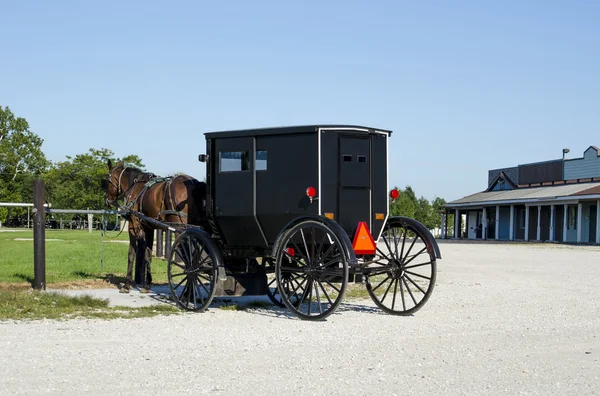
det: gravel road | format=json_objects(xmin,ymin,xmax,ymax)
[{"xmin": 1, "ymin": 241, "xmax": 599, "ymax": 395}]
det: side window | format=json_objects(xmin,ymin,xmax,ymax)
[
  {"xmin": 357, "ymin": 155, "xmax": 367, "ymax": 163},
  {"xmin": 343, "ymin": 154, "xmax": 352, "ymax": 162},
  {"xmin": 220, "ymin": 151, "xmax": 249, "ymax": 172},
  {"xmin": 256, "ymin": 150, "xmax": 267, "ymax": 171}
]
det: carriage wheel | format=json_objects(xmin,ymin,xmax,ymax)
[
  {"xmin": 266, "ymin": 258, "xmax": 303, "ymax": 308},
  {"xmin": 275, "ymin": 220, "xmax": 349, "ymax": 320},
  {"xmin": 167, "ymin": 229, "xmax": 219, "ymax": 312},
  {"xmin": 365, "ymin": 219, "xmax": 436, "ymax": 315}
]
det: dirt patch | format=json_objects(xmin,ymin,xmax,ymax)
[{"xmin": 0, "ymin": 279, "xmax": 123, "ymax": 291}]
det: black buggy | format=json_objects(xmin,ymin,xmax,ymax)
[{"xmin": 164, "ymin": 125, "xmax": 441, "ymax": 320}]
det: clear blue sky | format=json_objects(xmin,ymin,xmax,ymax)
[{"xmin": 2, "ymin": 1, "xmax": 599, "ymax": 202}]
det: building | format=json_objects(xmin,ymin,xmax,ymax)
[{"xmin": 441, "ymin": 145, "xmax": 600, "ymax": 244}]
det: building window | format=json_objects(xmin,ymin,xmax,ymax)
[
  {"xmin": 568, "ymin": 206, "xmax": 577, "ymax": 230},
  {"xmin": 220, "ymin": 151, "xmax": 249, "ymax": 172},
  {"xmin": 256, "ymin": 150, "xmax": 267, "ymax": 171}
]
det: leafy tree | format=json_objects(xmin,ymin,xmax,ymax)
[
  {"xmin": 389, "ymin": 186, "xmax": 450, "ymax": 234},
  {"xmin": 0, "ymin": 106, "xmax": 49, "ymax": 226},
  {"xmin": 45, "ymin": 148, "xmax": 145, "ymax": 212}
]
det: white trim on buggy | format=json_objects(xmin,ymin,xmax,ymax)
[
  {"xmin": 317, "ymin": 129, "xmax": 322, "ymax": 215},
  {"xmin": 375, "ymin": 133, "xmax": 390, "ymax": 243}
]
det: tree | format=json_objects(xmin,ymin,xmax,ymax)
[
  {"xmin": 389, "ymin": 186, "xmax": 450, "ymax": 234},
  {"xmin": 0, "ymin": 106, "xmax": 49, "ymax": 225},
  {"xmin": 45, "ymin": 148, "xmax": 146, "ymax": 212}
]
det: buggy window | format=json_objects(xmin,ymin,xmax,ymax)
[
  {"xmin": 343, "ymin": 154, "xmax": 352, "ymax": 162},
  {"xmin": 220, "ymin": 151, "xmax": 249, "ymax": 172},
  {"xmin": 357, "ymin": 155, "xmax": 367, "ymax": 163},
  {"xmin": 256, "ymin": 150, "xmax": 267, "ymax": 171}
]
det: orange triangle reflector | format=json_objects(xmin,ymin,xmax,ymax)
[{"xmin": 352, "ymin": 222, "xmax": 376, "ymax": 255}]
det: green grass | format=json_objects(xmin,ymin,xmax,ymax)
[
  {"xmin": 0, "ymin": 228, "xmax": 169, "ymax": 286},
  {"xmin": 0, "ymin": 290, "xmax": 181, "ymax": 320}
]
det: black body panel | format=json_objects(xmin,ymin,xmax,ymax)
[
  {"xmin": 204, "ymin": 125, "xmax": 390, "ymax": 249},
  {"xmin": 256, "ymin": 133, "xmax": 319, "ymax": 244}
]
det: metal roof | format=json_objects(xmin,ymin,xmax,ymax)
[
  {"xmin": 203, "ymin": 125, "xmax": 393, "ymax": 139},
  {"xmin": 446, "ymin": 182, "xmax": 600, "ymax": 207}
]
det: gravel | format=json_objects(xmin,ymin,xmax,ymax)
[{"xmin": 1, "ymin": 241, "xmax": 599, "ymax": 395}]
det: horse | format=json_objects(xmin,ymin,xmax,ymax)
[{"xmin": 102, "ymin": 160, "xmax": 206, "ymax": 293}]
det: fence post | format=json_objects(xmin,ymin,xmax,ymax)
[
  {"xmin": 165, "ymin": 230, "xmax": 172, "ymax": 259},
  {"xmin": 33, "ymin": 179, "xmax": 46, "ymax": 290},
  {"xmin": 156, "ymin": 229, "xmax": 163, "ymax": 257}
]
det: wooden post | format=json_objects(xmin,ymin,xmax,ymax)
[
  {"xmin": 156, "ymin": 229, "xmax": 163, "ymax": 257},
  {"xmin": 33, "ymin": 180, "xmax": 46, "ymax": 290},
  {"xmin": 165, "ymin": 230, "xmax": 172, "ymax": 258}
]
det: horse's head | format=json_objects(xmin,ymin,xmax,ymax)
[{"xmin": 103, "ymin": 160, "xmax": 125, "ymax": 208}]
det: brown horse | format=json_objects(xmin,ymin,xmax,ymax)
[{"xmin": 103, "ymin": 160, "xmax": 206, "ymax": 293}]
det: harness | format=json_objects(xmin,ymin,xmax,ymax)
[{"xmin": 107, "ymin": 166, "xmax": 190, "ymax": 225}]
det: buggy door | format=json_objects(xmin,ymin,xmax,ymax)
[
  {"xmin": 338, "ymin": 135, "xmax": 372, "ymax": 235},
  {"xmin": 213, "ymin": 137, "xmax": 266, "ymax": 247}
]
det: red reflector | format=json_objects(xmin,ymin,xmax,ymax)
[
  {"xmin": 285, "ymin": 247, "xmax": 295, "ymax": 257},
  {"xmin": 390, "ymin": 189, "xmax": 399, "ymax": 199},
  {"xmin": 352, "ymin": 222, "xmax": 376, "ymax": 255},
  {"xmin": 306, "ymin": 186, "xmax": 316, "ymax": 198}
]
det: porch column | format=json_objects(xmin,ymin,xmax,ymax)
[
  {"xmin": 536, "ymin": 205, "xmax": 541, "ymax": 241},
  {"xmin": 597, "ymin": 200, "xmax": 600, "ymax": 244},
  {"xmin": 525, "ymin": 206, "xmax": 530, "ymax": 241},
  {"xmin": 495, "ymin": 205, "xmax": 500, "ymax": 240},
  {"xmin": 550, "ymin": 205, "xmax": 555, "ymax": 242},
  {"xmin": 577, "ymin": 203, "xmax": 583, "ymax": 243},
  {"xmin": 509, "ymin": 205, "xmax": 514, "ymax": 241},
  {"xmin": 563, "ymin": 204, "xmax": 568, "ymax": 242},
  {"xmin": 444, "ymin": 212, "xmax": 449, "ymax": 239},
  {"xmin": 441, "ymin": 213, "xmax": 446, "ymax": 239},
  {"xmin": 455, "ymin": 209, "xmax": 460, "ymax": 239},
  {"xmin": 482, "ymin": 207, "xmax": 488, "ymax": 240}
]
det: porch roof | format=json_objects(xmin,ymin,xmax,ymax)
[{"xmin": 446, "ymin": 182, "xmax": 600, "ymax": 208}]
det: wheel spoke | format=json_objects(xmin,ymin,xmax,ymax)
[
  {"xmin": 380, "ymin": 277, "xmax": 395, "ymax": 303},
  {"xmin": 404, "ymin": 270, "xmax": 431, "ymax": 280},
  {"xmin": 316, "ymin": 279, "xmax": 334, "ymax": 305},
  {"xmin": 402, "ymin": 235, "xmax": 417, "ymax": 263},
  {"xmin": 391, "ymin": 279, "xmax": 399, "ymax": 310},
  {"xmin": 400, "ymin": 278, "xmax": 406, "ymax": 311},
  {"xmin": 300, "ymin": 229, "xmax": 311, "ymax": 263},
  {"xmin": 372, "ymin": 275, "xmax": 391, "ymax": 292},
  {"xmin": 382, "ymin": 233, "xmax": 395, "ymax": 258},
  {"xmin": 403, "ymin": 247, "xmax": 427, "ymax": 266},
  {"xmin": 399, "ymin": 229, "xmax": 406, "ymax": 260},
  {"xmin": 392, "ymin": 227, "xmax": 399, "ymax": 258},
  {"xmin": 402, "ymin": 276, "xmax": 418, "ymax": 306},
  {"xmin": 404, "ymin": 273, "xmax": 427, "ymax": 295},
  {"xmin": 404, "ymin": 261, "xmax": 432, "ymax": 270},
  {"xmin": 321, "ymin": 277, "xmax": 341, "ymax": 293}
]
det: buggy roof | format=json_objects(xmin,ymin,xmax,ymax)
[{"xmin": 203, "ymin": 124, "xmax": 393, "ymax": 139}]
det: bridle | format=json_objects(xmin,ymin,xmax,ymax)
[{"xmin": 105, "ymin": 166, "xmax": 136, "ymax": 208}]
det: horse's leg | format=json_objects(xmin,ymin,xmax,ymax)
[
  {"xmin": 120, "ymin": 225, "xmax": 137, "ymax": 293},
  {"xmin": 140, "ymin": 226, "xmax": 154, "ymax": 293}
]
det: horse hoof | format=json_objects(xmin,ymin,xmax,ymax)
[
  {"xmin": 140, "ymin": 287, "xmax": 152, "ymax": 294},
  {"xmin": 119, "ymin": 287, "xmax": 130, "ymax": 294}
]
